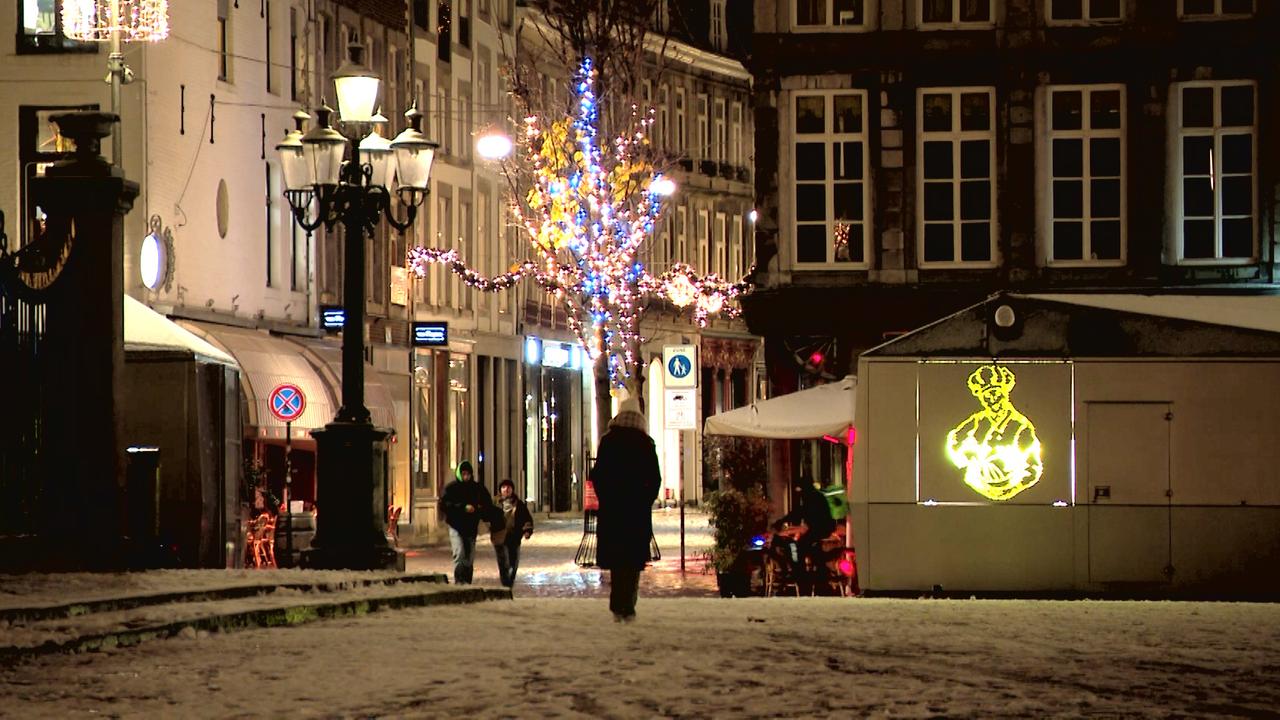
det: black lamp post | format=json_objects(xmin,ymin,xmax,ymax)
[{"xmin": 277, "ymin": 43, "xmax": 437, "ymax": 570}]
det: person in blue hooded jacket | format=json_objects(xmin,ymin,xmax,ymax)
[{"xmin": 441, "ymin": 460, "xmax": 494, "ymax": 584}]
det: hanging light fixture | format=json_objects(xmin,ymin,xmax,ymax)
[{"xmin": 62, "ymin": 0, "xmax": 170, "ymax": 42}]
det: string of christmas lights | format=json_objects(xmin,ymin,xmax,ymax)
[{"xmin": 409, "ymin": 57, "xmax": 752, "ymax": 386}]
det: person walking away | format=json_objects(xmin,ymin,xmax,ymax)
[
  {"xmin": 490, "ymin": 479, "xmax": 534, "ymax": 589},
  {"xmin": 590, "ymin": 398, "xmax": 661, "ymax": 622},
  {"xmin": 441, "ymin": 460, "xmax": 493, "ymax": 584}
]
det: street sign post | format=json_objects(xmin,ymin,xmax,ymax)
[
  {"xmin": 268, "ymin": 383, "xmax": 306, "ymax": 565},
  {"xmin": 664, "ymin": 389, "xmax": 696, "ymax": 430},
  {"xmin": 662, "ymin": 345, "xmax": 697, "ymax": 571}
]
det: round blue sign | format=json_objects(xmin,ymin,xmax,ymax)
[
  {"xmin": 667, "ymin": 354, "xmax": 692, "ymax": 379},
  {"xmin": 269, "ymin": 383, "xmax": 306, "ymax": 422}
]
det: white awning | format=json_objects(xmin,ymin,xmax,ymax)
[
  {"xmin": 704, "ymin": 375, "xmax": 856, "ymax": 439},
  {"xmin": 124, "ymin": 295, "xmax": 237, "ymax": 366}
]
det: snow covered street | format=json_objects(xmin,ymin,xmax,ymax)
[{"xmin": 2, "ymin": 594, "xmax": 1278, "ymax": 717}]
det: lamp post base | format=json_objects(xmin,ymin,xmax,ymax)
[{"xmin": 302, "ymin": 420, "xmax": 404, "ymax": 571}]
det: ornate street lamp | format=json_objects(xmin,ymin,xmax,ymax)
[{"xmin": 277, "ymin": 42, "xmax": 437, "ymax": 570}]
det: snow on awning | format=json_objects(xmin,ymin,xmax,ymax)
[
  {"xmin": 1013, "ymin": 293, "xmax": 1280, "ymax": 335},
  {"xmin": 704, "ymin": 375, "xmax": 856, "ymax": 440},
  {"xmin": 124, "ymin": 295, "xmax": 237, "ymax": 366}
]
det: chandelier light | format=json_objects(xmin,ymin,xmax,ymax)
[{"xmin": 62, "ymin": 0, "xmax": 170, "ymax": 43}]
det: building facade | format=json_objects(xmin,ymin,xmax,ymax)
[{"xmin": 746, "ymin": 0, "xmax": 1280, "ymax": 485}]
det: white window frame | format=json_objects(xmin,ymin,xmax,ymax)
[
  {"xmin": 731, "ymin": 215, "xmax": 744, "ymax": 279},
  {"xmin": 697, "ymin": 209, "xmax": 710, "ymax": 272},
  {"xmin": 714, "ymin": 212, "xmax": 728, "ymax": 277},
  {"xmin": 710, "ymin": 0, "xmax": 726, "ymax": 50},
  {"xmin": 916, "ymin": 87, "xmax": 998, "ymax": 268},
  {"xmin": 792, "ymin": 89, "xmax": 872, "ymax": 268},
  {"xmin": 674, "ymin": 88, "xmax": 687, "ymax": 156},
  {"xmin": 676, "ymin": 205, "xmax": 688, "ymax": 264},
  {"xmin": 657, "ymin": 85, "xmax": 669, "ymax": 150},
  {"xmin": 1168, "ymin": 80, "xmax": 1257, "ymax": 265},
  {"xmin": 730, "ymin": 101, "xmax": 743, "ymax": 166},
  {"xmin": 713, "ymin": 98, "xmax": 727, "ymax": 163},
  {"xmin": 791, "ymin": 0, "xmax": 875, "ymax": 31},
  {"xmin": 653, "ymin": 0, "xmax": 670, "ymax": 32},
  {"xmin": 918, "ymin": 0, "xmax": 994, "ymax": 28},
  {"xmin": 1038, "ymin": 84, "xmax": 1126, "ymax": 267},
  {"xmin": 1045, "ymin": 0, "xmax": 1123, "ymax": 25},
  {"xmin": 1177, "ymin": 0, "xmax": 1254, "ymax": 20},
  {"xmin": 697, "ymin": 93, "xmax": 709, "ymax": 161}
]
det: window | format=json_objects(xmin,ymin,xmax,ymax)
[
  {"xmin": 388, "ymin": 46, "xmax": 402, "ymax": 123},
  {"xmin": 731, "ymin": 215, "xmax": 744, "ymax": 279},
  {"xmin": 697, "ymin": 209, "xmax": 710, "ymax": 272},
  {"xmin": 459, "ymin": 0, "xmax": 471, "ymax": 48},
  {"xmin": 794, "ymin": 0, "xmax": 869, "ymax": 29},
  {"xmin": 675, "ymin": 206, "xmax": 688, "ymax": 264},
  {"xmin": 730, "ymin": 102, "xmax": 743, "ymax": 167},
  {"xmin": 697, "ymin": 94, "xmax": 709, "ymax": 161},
  {"xmin": 18, "ymin": 0, "xmax": 92, "ymax": 52},
  {"xmin": 1178, "ymin": 0, "xmax": 1253, "ymax": 18},
  {"xmin": 710, "ymin": 0, "xmax": 726, "ymax": 50},
  {"xmin": 919, "ymin": 0, "xmax": 992, "ymax": 27},
  {"xmin": 713, "ymin": 99, "xmax": 727, "ymax": 163},
  {"xmin": 794, "ymin": 90, "xmax": 869, "ymax": 266},
  {"xmin": 918, "ymin": 88, "xmax": 996, "ymax": 266},
  {"xmin": 438, "ymin": 0, "xmax": 452, "ymax": 62},
  {"xmin": 1170, "ymin": 81, "xmax": 1256, "ymax": 263},
  {"xmin": 653, "ymin": 0, "xmax": 670, "ymax": 32},
  {"xmin": 657, "ymin": 85, "xmax": 669, "ymax": 150},
  {"xmin": 460, "ymin": 199, "xmax": 473, "ymax": 310},
  {"xmin": 290, "ymin": 8, "xmax": 302, "ymax": 101},
  {"xmin": 414, "ymin": 0, "xmax": 431, "ymax": 30},
  {"xmin": 674, "ymin": 88, "xmax": 687, "ymax": 154},
  {"xmin": 1047, "ymin": 0, "xmax": 1121, "ymax": 23},
  {"xmin": 218, "ymin": 0, "xmax": 231, "ymax": 80},
  {"xmin": 714, "ymin": 213, "xmax": 727, "ymax": 276},
  {"xmin": 1041, "ymin": 85, "xmax": 1124, "ymax": 265}
]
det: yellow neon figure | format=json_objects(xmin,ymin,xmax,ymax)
[{"xmin": 946, "ymin": 365, "xmax": 1043, "ymax": 501}]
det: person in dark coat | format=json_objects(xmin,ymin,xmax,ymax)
[
  {"xmin": 590, "ymin": 398, "xmax": 661, "ymax": 622},
  {"xmin": 490, "ymin": 479, "xmax": 534, "ymax": 589},
  {"xmin": 774, "ymin": 475, "xmax": 837, "ymax": 593},
  {"xmin": 441, "ymin": 460, "xmax": 494, "ymax": 585}
]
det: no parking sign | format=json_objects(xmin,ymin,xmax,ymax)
[{"xmin": 268, "ymin": 383, "xmax": 306, "ymax": 423}]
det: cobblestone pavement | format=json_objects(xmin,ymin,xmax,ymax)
[{"xmin": 405, "ymin": 508, "xmax": 719, "ymax": 598}]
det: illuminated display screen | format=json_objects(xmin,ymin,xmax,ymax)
[
  {"xmin": 945, "ymin": 365, "xmax": 1044, "ymax": 501},
  {"xmin": 320, "ymin": 305, "xmax": 345, "ymax": 331},
  {"xmin": 412, "ymin": 321, "xmax": 449, "ymax": 347}
]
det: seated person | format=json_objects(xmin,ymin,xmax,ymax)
[{"xmin": 772, "ymin": 475, "xmax": 837, "ymax": 589}]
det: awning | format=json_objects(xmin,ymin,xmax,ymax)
[
  {"xmin": 704, "ymin": 375, "xmax": 856, "ymax": 439},
  {"xmin": 124, "ymin": 296, "xmax": 237, "ymax": 366},
  {"xmin": 178, "ymin": 321, "xmax": 336, "ymax": 432},
  {"xmin": 286, "ymin": 336, "xmax": 397, "ymax": 431}
]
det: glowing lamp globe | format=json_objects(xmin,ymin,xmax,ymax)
[
  {"xmin": 332, "ymin": 44, "xmax": 380, "ymax": 124},
  {"xmin": 275, "ymin": 110, "xmax": 312, "ymax": 191},
  {"xmin": 359, "ymin": 127, "xmax": 393, "ymax": 188},
  {"xmin": 391, "ymin": 108, "xmax": 438, "ymax": 191},
  {"xmin": 300, "ymin": 104, "xmax": 347, "ymax": 187},
  {"xmin": 650, "ymin": 177, "xmax": 676, "ymax": 196}
]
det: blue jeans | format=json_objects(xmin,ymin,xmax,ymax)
[
  {"xmin": 495, "ymin": 541, "xmax": 522, "ymax": 588},
  {"xmin": 448, "ymin": 527, "xmax": 477, "ymax": 584}
]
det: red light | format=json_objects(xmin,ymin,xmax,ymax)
[
  {"xmin": 838, "ymin": 559, "xmax": 854, "ymax": 576},
  {"xmin": 809, "ymin": 351, "xmax": 824, "ymax": 365}
]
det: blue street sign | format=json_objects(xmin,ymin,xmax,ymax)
[
  {"xmin": 411, "ymin": 321, "xmax": 448, "ymax": 347},
  {"xmin": 269, "ymin": 383, "xmax": 306, "ymax": 422},
  {"xmin": 668, "ymin": 354, "xmax": 692, "ymax": 379}
]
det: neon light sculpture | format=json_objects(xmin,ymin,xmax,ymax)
[{"xmin": 945, "ymin": 365, "xmax": 1043, "ymax": 501}]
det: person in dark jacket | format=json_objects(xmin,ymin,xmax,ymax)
[
  {"xmin": 590, "ymin": 398, "xmax": 661, "ymax": 622},
  {"xmin": 441, "ymin": 460, "xmax": 494, "ymax": 585},
  {"xmin": 490, "ymin": 479, "xmax": 534, "ymax": 589},
  {"xmin": 773, "ymin": 475, "xmax": 837, "ymax": 592}
]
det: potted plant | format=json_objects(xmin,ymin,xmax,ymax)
[{"xmin": 703, "ymin": 485, "xmax": 770, "ymax": 597}]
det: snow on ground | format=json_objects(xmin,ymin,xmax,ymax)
[{"xmin": 2, "ymin": 595, "xmax": 1279, "ymax": 718}]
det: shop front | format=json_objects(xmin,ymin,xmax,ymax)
[{"xmin": 523, "ymin": 335, "xmax": 592, "ymax": 513}]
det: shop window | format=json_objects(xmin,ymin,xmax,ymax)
[
  {"xmin": 18, "ymin": 0, "xmax": 94, "ymax": 53},
  {"xmin": 917, "ymin": 87, "xmax": 997, "ymax": 266},
  {"xmin": 793, "ymin": 90, "xmax": 869, "ymax": 267},
  {"xmin": 1040, "ymin": 85, "xmax": 1125, "ymax": 265}
]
